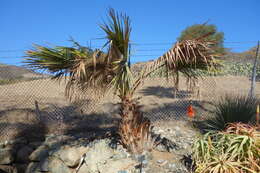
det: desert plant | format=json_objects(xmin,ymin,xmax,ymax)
[
  {"xmin": 203, "ymin": 95, "xmax": 259, "ymax": 131},
  {"xmin": 24, "ymin": 8, "xmax": 218, "ymax": 154},
  {"xmin": 192, "ymin": 123, "xmax": 260, "ymax": 173}
]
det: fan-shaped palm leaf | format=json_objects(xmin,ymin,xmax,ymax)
[
  {"xmin": 100, "ymin": 8, "xmax": 133, "ymax": 98},
  {"xmin": 24, "ymin": 42, "xmax": 113, "ymax": 100},
  {"xmin": 145, "ymin": 37, "xmax": 220, "ymax": 91}
]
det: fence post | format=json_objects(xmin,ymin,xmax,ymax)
[{"xmin": 249, "ymin": 41, "xmax": 259, "ymax": 98}]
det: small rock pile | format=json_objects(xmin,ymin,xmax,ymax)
[
  {"xmin": 0, "ymin": 122, "xmax": 198, "ymax": 173},
  {"xmin": 0, "ymin": 134, "xmax": 137, "ymax": 173},
  {"xmin": 0, "ymin": 137, "xmax": 39, "ymax": 173}
]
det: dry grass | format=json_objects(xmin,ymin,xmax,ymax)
[{"xmin": 0, "ymin": 76, "xmax": 259, "ymax": 141}]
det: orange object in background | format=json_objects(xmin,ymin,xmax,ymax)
[{"xmin": 187, "ymin": 105, "xmax": 195, "ymax": 118}]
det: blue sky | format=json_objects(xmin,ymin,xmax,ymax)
[{"xmin": 0, "ymin": 0, "xmax": 259, "ymax": 66}]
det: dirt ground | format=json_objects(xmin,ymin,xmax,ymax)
[{"xmin": 0, "ymin": 75, "xmax": 259, "ymax": 141}]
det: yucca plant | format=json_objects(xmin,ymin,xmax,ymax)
[
  {"xmin": 24, "ymin": 8, "xmax": 218, "ymax": 154},
  {"xmin": 203, "ymin": 95, "xmax": 259, "ymax": 132},
  {"xmin": 192, "ymin": 123, "xmax": 260, "ymax": 173}
]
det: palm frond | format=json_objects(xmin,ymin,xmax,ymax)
[
  {"xmin": 25, "ymin": 45, "xmax": 77, "ymax": 79},
  {"xmin": 100, "ymin": 8, "xmax": 133, "ymax": 98},
  {"xmin": 24, "ymin": 43, "xmax": 113, "ymax": 100},
  {"xmin": 146, "ymin": 37, "xmax": 220, "ymax": 89}
]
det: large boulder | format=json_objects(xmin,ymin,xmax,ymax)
[
  {"xmin": 48, "ymin": 157, "xmax": 71, "ymax": 173},
  {"xmin": 16, "ymin": 146, "xmax": 34, "ymax": 163},
  {"xmin": 37, "ymin": 158, "xmax": 49, "ymax": 172},
  {"xmin": 29, "ymin": 145, "xmax": 49, "ymax": 162},
  {"xmin": 0, "ymin": 165, "xmax": 17, "ymax": 173},
  {"xmin": 97, "ymin": 158, "xmax": 137, "ymax": 173},
  {"xmin": 83, "ymin": 139, "xmax": 116, "ymax": 172},
  {"xmin": 53, "ymin": 145, "xmax": 88, "ymax": 167},
  {"xmin": 0, "ymin": 148, "xmax": 14, "ymax": 164},
  {"xmin": 13, "ymin": 164, "xmax": 27, "ymax": 173},
  {"xmin": 24, "ymin": 135, "xmax": 139, "ymax": 173},
  {"xmin": 79, "ymin": 139, "xmax": 137, "ymax": 173}
]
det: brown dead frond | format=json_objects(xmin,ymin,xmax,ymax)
[
  {"xmin": 64, "ymin": 50, "xmax": 115, "ymax": 101},
  {"xmin": 143, "ymin": 37, "xmax": 219, "ymax": 92}
]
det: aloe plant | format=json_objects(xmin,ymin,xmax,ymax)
[{"xmin": 192, "ymin": 123, "xmax": 260, "ymax": 173}]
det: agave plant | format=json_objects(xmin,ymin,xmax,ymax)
[
  {"xmin": 24, "ymin": 8, "xmax": 218, "ymax": 154},
  {"xmin": 202, "ymin": 95, "xmax": 259, "ymax": 132},
  {"xmin": 192, "ymin": 123, "xmax": 260, "ymax": 173}
]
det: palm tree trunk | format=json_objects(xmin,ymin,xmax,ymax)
[{"xmin": 118, "ymin": 95, "xmax": 153, "ymax": 154}]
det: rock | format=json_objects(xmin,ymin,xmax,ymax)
[
  {"xmin": 157, "ymin": 160, "xmax": 168, "ymax": 167},
  {"xmin": 158, "ymin": 129, "xmax": 164, "ymax": 134},
  {"xmin": 98, "ymin": 158, "xmax": 137, "ymax": 173},
  {"xmin": 76, "ymin": 139, "xmax": 138, "ymax": 173},
  {"xmin": 83, "ymin": 139, "xmax": 115, "ymax": 172},
  {"xmin": 25, "ymin": 162, "xmax": 38, "ymax": 173},
  {"xmin": 28, "ymin": 141, "xmax": 42, "ymax": 150},
  {"xmin": 25, "ymin": 159, "xmax": 49, "ymax": 173},
  {"xmin": 56, "ymin": 146, "xmax": 84, "ymax": 167},
  {"xmin": 157, "ymin": 159, "xmax": 165, "ymax": 164},
  {"xmin": 37, "ymin": 158, "xmax": 49, "ymax": 172},
  {"xmin": 49, "ymin": 143, "xmax": 89, "ymax": 168},
  {"xmin": 0, "ymin": 148, "xmax": 14, "ymax": 164},
  {"xmin": 141, "ymin": 159, "xmax": 149, "ymax": 168},
  {"xmin": 0, "ymin": 144, "xmax": 5, "ymax": 149},
  {"xmin": 77, "ymin": 163, "xmax": 88, "ymax": 173},
  {"xmin": 167, "ymin": 162, "xmax": 189, "ymax": 173},
  {"xmin": 48, "ymin": 157, "xmax": 71, "ymax": 173},
  {"xmin": 44, "ymin": 135, "xmax": 74, "ymax": 152},
  {"xmin": 154, "ymin": 138, "xmax": 179, "ymax": 153},
  {"xmin": 16, "ymin": 146, "xmax": 34, "ymax": 163},
  {"xmin": 0, "ymin": 165, "xmax": 17, "ymax": 173},
  {"xmin": 45, "ymin": 134, "xmax": 71, "ymax": 146},
  {"xmin": 29, "ymin": 145, "xmax": 49, "ymax": 161},
  {"xmin": 13, "ymin": 164, "xmax": 27, "ymax": 173},
  {"xmin": 168, "ymin": 163, "xmax": 176, "ymax": 170},
  {"xmin": 0, "ymin": 138, "xmax": 27, "ymax": 149},
  {"xmin": 77, "ymin": 146, "xmax": 89, "ymax": 156},
  {"xmin": 8, "ymin": 138, "xmax": 27, "ymax": 146}
]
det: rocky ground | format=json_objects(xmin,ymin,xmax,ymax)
[{"xmin": 0, "ymin": 119, "xmax": 199, "ymax": 173}]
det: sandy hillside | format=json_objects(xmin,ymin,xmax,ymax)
[
  {"xmin": 0, "ymin": 75, "xmax": 259, "ymax": 116},
  {"xmin": 0, "ymin": 75, "xmax": 259, "ymax": 141}
]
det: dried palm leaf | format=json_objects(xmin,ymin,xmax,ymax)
[
  {"xmin": 24, "ymin": 43, "xmax": 114, "ymax": 101},
  {"xmin": 144, "ymin": 36, "xmax": 219, "ymax": 91}
]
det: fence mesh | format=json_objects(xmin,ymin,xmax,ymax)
[{"xmin": 0, "ymin": 65, "xmax": 259, "ymax": 142}]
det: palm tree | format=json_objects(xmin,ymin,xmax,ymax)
[{"xmin": 24, "ymin": 9, "xmax": 218, "ymax": 154}]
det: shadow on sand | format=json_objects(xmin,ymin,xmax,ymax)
[
  {"xmin": 0, "ymin": 100, "xmax": 119, "ymax": 173},
  {"xmin": 139, "ymin": 86, "xmax": 192, "ymax": 99},
  {"xmin": 0, "ymin": 97, "xmax": 216, "ymax": 172}
]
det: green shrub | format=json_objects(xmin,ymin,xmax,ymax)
[
  {"xmin": 223, "ymin": 62, "xmax": 260, "ymax": 76},
  {"xmin": 203, "ymin": 95, "xmax": 259, "ymax": 131},
  {"xmin": 145, "ymin": 61, "xmax": 260, "ymax": 78},
  {"xmin": 192, "ymin": 123, "xmax": 260, "ymax": 173},
  {"xmin": 0, "ymin": 77, "xmax": 34, "ymax": 85},
  {"xmin": 0, "ymin": 79, "xmax": 14, "ymax": 85}
]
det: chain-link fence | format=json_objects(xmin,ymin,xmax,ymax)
[{"xmin": 0, "ymin": 64, "xmax": 259, "ymax": 142}]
